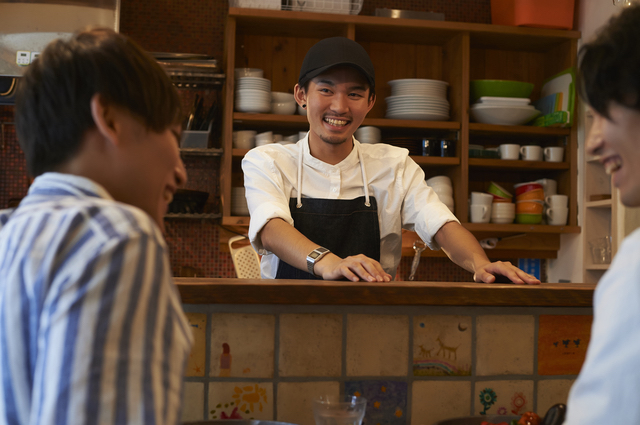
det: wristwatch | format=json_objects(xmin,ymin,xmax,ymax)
[{"xmin": 307, "ymin": 246, "xmax": 331, "ymax": 276}]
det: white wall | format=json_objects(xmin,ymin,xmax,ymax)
[{"xmin": 547, "ymin": 0, "xmax": 621, "ymax": 283}]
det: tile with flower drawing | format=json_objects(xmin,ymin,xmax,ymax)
[
  {"xmin": 474, "ymin": 381, "xmax": 533, "ymax": 416},
  {"xmin": 412, "ymin": 315, "xmax": 472, "ymax": 376},
  {"xmin": 185, "ymin": 313, "xmax": 206, "ymax": 377},
  {"xmin": 345, "ymin": 380, "xmax": 407, "ymax": 425},
  {"xmin": 209, "ymin": 382, "xmax": 273, "ymax": 420}
]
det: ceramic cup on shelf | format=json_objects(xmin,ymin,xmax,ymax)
[
  {"xmin": 470, "ymin": 191, "xmax": 493, "ymax": 206},
  {"xmin": 546, "ymin": 206, "xmax": 568, "ymax": 225},
  {"xmin": 499, "ymin": 144, "xmax": 520, "ymax": 160},
  {"xmin": 255, "ymin": 131, "xmax": 273, "ymax": 147},
  {"xmin": 470, "ymin": 204, "xmax": 491, "ymax": 223},
  {"xmin": 233, "ymin": 130, "xmax": 257, "ymax": 150},
  {"xmin": 520, "ymin": 145, "xmax": 543, "ymax": 161},
  {"xmin": 546, "ymin": 194, "xmax": 568, "ymax": 208},
  {"xmin": 544, "ymin": 146, "xmax": 564, "ymax": 162}
]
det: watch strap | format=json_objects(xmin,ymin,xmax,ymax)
[{"xmin": 306, "ymin": 246, "xmax": 330, "ymax": 276}]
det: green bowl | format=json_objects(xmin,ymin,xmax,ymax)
[
  {"xmin": 516, "ymin": 213, "xmax": 543, "ymax": 224},
  {"xmin": 488, "ymin": 181, "xmax": 512, "ymax": 199},
  {"xmin": 470, "ymin": 80, "xmax": 535, "ymax": 103}
]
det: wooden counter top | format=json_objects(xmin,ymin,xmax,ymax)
[{"xmin": 176, "ymin": 278, "xmax": 595, "ymax": 307}]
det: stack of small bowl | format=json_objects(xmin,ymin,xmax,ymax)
[
  {"xmin": 426, "ymin": 175, "xmax": 454, "ymax": 212},
  {"xmin": 487, "ymin": 181, "xmax": 515, "ymax": 224},
  {"xmin": 271, "ymin": 92, "xmax": 296, "ymax": 115},
  {"xmin": 235, "ymin": 76, "xmax": 272, "ymax": 113},
  {"xmin": 514, "ymin": 182, "xmax": 544, "ymax": 224},
  {"xmin": 231, "ymin": 187, "xmax": 249, "ymax": 216}
]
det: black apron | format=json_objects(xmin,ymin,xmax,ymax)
[{"xmin": 275, "ymin": 196, "xmax": 381, "ymax": 279}]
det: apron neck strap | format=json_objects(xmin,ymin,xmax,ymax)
[{"xmin": 297, "ymin": 137, "xmax": 370, "ymax": 208}]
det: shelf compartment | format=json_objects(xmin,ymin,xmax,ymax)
[
  {"xmin": 469, "ymin": 158, "xmax": 569, "ymax": 170},
  {"xmin": 180, "ymin": 148, "xmax": 223, "ymax": 156},
  {"xmin": 469, "ymin": 123, "xmax": 571, "ymax": 136},
  {"xmin": 586, "ymin": 199, "xmax": 612, "ymax": 208},
  {"xmin": 585, "ymin": 264, "xmax": 610, "ymax": 271},
  {"xmin": 165, "ymin": 213, "xmax": 222, "ymax": 220}
]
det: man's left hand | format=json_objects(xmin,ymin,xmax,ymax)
[{"xmin": 473, "ymin": 261, "xmax": 541, "ymax": 285}]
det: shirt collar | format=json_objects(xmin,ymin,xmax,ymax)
[
  {"xmin": 301, "ymin": 134, "xmax": 361, "ymax": 173},
  {"xmin": 28, "ymin": 172, "xmax": 114, "ymax": 201}
]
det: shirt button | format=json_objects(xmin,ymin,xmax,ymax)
[{"xmin": 332, "ymin": 187, "xmax": 338, "ymax": 192}]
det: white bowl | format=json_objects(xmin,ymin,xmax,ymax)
[
  {"xmin": 233, "ymin": 130, "xmax": 256, "ymax": 149},
  {"xmin": 437, "ymin": 193, "xmax": 454, "ymax": 206},
  {"xmin": 426, "ymin": 175, "xmax": 452, "ymax": 187},
  {"xmin": 235, "ymin": 68, "xmax": 263, "ymax": 79},
  {"xmin": 271, "ymin": 101, "xmax": 296, "ymax": 115},
  {"xmin": 491, "ymin": 216, "xmax": 514, "ymax": 224},
  {"xmin": 271, "ymin": 91, "xmax": 295, "ymax": 103},
  {"xmin": 430, "ymin": 185, "xmax": 453, "ymax": 197},
  {"xmin": 470, "ymin": 104, "xmax": 541, "ymax": 125},
  {"xmin": 355, "ymin": 126, "xmax": 381, "ymax": 143}
]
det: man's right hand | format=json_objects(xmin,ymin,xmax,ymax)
[{"xmin": 314, "ymin": 253, "xmax": 392, "ymax": 282}]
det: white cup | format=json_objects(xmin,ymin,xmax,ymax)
[
  {"xmin": 546, "ymin": 206, "xmax": 568, "ymax": 225},
  {"xmin": 470, "ymin": 191, "xmax": 493, "ymax": 206},
  {"xmin": 544, "ymin": 146, "xmax": 564, "ymax": 162},
  {"xmin": 426, "ymin": 175, "xmax": 452, "ymax": 187},
  {"xmin": 546, "ymin": 194, "xmax": 568, "ymax": 208},
  {"xmin": 470, "ymin": 204, "xmax": 491, "ymax": 223},
  {"xmin": 492, "ymin": 202, "xmax": 515, "ymax": 214},
  {"xmin": 233, "ymin": 130, "xmax": 256, "ymax": 149},
  {"xmin": 520, "ymin": 145, "xmax": 543, "ymax": 161},
  {"xmin": 535, "ymin": 178, "xmax": 557, "ymax": 196},
  {"xmin": 273, "ymin": 134, "xmax": 283, "ymax": 142},
  {"xmin": 255, "ymin": 131, "xmax": 273, "ymax": 147},
  {"xmin": 499, "ymin": 144, "xmax": 520, "ymax": 160}
]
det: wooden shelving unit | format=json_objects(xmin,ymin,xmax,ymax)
[{"xmin": 221, "ymin": 8, "xmax": 581, "ymax": 258}]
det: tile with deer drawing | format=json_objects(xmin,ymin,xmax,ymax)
[
  {"xmin": 474, "ymin": 380, "xmax": 533, "ymax": 416},
  {"xmin": 210, "ymin": 313, "xmax": 275, "ymax": 378},
  {"xmin": 185, "ymin": 312, "xmax": 207, "ymax": 377},
  {"xmin": 476, "ymin": 315, "xmax": 534, "ymax": 376},
  {"xmin": 412, "ymin": 315, "xmax": 472, "ymax": 376},
  {"xmin": 345, "ymin": 380, "xmax": 407, "ymax": 425},
  {"xmin": 209, "ymin": 382, "xmax": 273, "ymax": 420},
  {"xmin": 412, "ymin": 381, "xmax": 471, "ymax": 425},
  {"xmin": 537, "ymin": 379, "xmax": 574, "ymax": 415},
  {"xmin": 346, "ymin": 314, "xmax": 408, "ymax": 376},
  {"xmin": 182, "ymin": 381, "xmax": 205, "ymax": 422},
  {"xmin": 538, "ymin": 315, "xmax": 592, "ymax": 375}
]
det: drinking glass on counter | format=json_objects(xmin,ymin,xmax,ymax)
[{"xmin": 313, "ymin": 395, "xmax": 367, "ymax": 425}]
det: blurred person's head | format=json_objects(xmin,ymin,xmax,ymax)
[
  {"xmin": 580, "ymin": 4, "xmax": 640, "ymax": 207},
  {"xmin": 15, "ymin": 27, "xmax": 186, "ymax": 230}
]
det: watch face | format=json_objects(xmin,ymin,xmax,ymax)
[{"xmin": 309, "ymin": 251, "xmax": 321, "ymax": 259}]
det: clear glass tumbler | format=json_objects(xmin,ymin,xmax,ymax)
[
  {"xmin": 313, "ymin": 395, "xmax": 367, "ymax": 425},
  {"xmin": 589, "ymin": 236, "xmax": 612, "ymax": 264}
]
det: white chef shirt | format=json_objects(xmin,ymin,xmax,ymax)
[
  {"xmin": 241, "ymin": 134, "xmax": 459, "ymax": 279},
  {"xmin": 564, "ymin": 228, "xmax": 640, "ymax": 425}
]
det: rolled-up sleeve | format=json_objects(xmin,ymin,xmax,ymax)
[
  {"xmin": 242, "ymin": 148, "xmax": 295, "ymax": 253},
  {"xmin": 400, "ymin": 158, "xmax": 459, "ymax": 251}
]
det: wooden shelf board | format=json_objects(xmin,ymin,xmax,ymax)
[
  {"xmin": 165, "ymin": 213, "xmax": 221, "ymax": 220},
  {"xmin": 363, "ymin": 118, "xmax": 460, "ymax": 130},
  {"xmin": 469, "ymin": 123, "xmax": 571, "ymax": 136},
  {"xmin": 586, "ymin": 199, "xmax": 612, "ymax": 208},
  {"xmin": 464, "ymin": 223, "xmax": 580, "ymax": 234},
  {"xmin": 180, "ymin": 147, "xmax": 223, "ymax": 156},
  {"xmin": 469, "ymin": 158, "xmax": 569, "ymax": 170},
  {"xmin": 585, "ymin": 264, "xmax": 610, "ymax": 271},
  {"xmin": 411, "ymin": 156, "xmax": 459, "ymax": 166}
]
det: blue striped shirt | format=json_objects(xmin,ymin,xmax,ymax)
[{"xmin": 0, "ymin": 173, "xmax": 193, "ymax": 425}]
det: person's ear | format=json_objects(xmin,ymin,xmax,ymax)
[
  {"xmin": 90, "ymin": 94, "xmax": 120, "ymax": 146},
  {"xmin": 366, "ymin": 92, "xmax": 376, "ymax": 112},
  {"xmin": 294, "ymin": 83, "xmax": 306, "ymax": 108}
]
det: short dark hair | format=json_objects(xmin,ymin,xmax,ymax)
[
  {"xmin": 578, "ymin": 4, "xmax": 640, "ymax": 118},
  {"xmin": 15, "ymin": 27, "xmax": 182, "ymax": 177},
  {"xmin": 300, "ymin": 68, "xmax": 376, "ymax": 100}
]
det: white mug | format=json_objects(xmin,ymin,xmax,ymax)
[
  {"xmin": 499, "ymin": 144, "xmax": 520, "ymax": 160},
  {"xmin": 546, "ymin": 194, "xmax": 568, "ymax": 208},
  {"xmin": 546, "ymin": 207, "xmax": 568, "ymax": 225},
  {"xmin": 470, "ymin": 191, "xmax": 493, "ymax": 206},
  {"xmin": 470, "ymin": 204, "xmax": 491, "ymax": 223},
  {"xmin": 520, "ymin": 145, "xmax": 543, "ymax": 161},
  {"xmin": 535, "ymin": 178, "xmax": 557, "ymax": 196},
  {"xmin": 544, "ymin": 146, "xmax": 564, "ymax": 162}
]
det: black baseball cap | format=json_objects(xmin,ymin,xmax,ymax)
[{"xmin": 298, "ymin": 37, "xmax": 375, "ymax": 92}]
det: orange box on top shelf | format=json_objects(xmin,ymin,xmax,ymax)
[{"xmin": 491, "ymin": 0, "xmax": 576, "ymax": 30}]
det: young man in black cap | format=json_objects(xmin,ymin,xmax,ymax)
[{"xmin": 242, "ymin": 36, "xmax": 539, "ymax": 284}]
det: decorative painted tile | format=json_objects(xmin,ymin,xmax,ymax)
[
  {"xmin": 346, "ymin": 314, "xmax": 409, "ymax": 376},
  {"xmin": 185, "ymin": 312, "xmax": 207, "ymax": 377},
  {"xmin": 182, "ymin": 382, "xmax": 205, "ymax": 422},
  {"xmin": 210, "ymin": 313, "xmax": 275, "ymax": 378},
  {"xmin": 476, "ymin": 315, "xmax": 535, "ymax": 376},
  {"xmin": 209, "ymin": 382, "xmax": 273, "ymax": 420},
  {"xmin": 277, "ymin": 381, "xmax": 340, "ymax": 425},
  {"xmin": 412, "ymin": 315, "xmax": 472, "ymax": 376},
  {"xmin": 474, "ymin": 381, "xmax": 533, "ymax": 416},
  {"xmin": 345, "ymin": 380, "xmax": 407, "ymax": 425},
  {"xmin": 411, "ymin": 381, "xmax": 471, "ymax": 425},
  {"xmin": 279, "ymin": 313, "xmax": 342, "ymax": 377},
  {"xmin": 538, "ymin": 315, "xmax": 592, "ymax": 375},
  {"xmin": 537, "ymin": 379, "xmax": 574, "ymax": 416}
]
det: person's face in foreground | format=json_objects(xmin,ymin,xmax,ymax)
[
  {"xmin": 587, "ymin": 102, "xmax": 640, "ymax": 207},
  {"xmin": 304, "ymin": 65, "xmax": 375, "ymax": 147}
]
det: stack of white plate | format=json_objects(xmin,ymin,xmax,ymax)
[
  {"xmin": 235, "ymin": 77, "xmax": 271, "ymax": 113},
  {"xmin": 426, "ymin": 175, "xmax": 454, "ymax": 213},
  {"xmin": 231, "ymin": 187, "xmax": 249, "ymax": 216},
  {"xmin": 385, "ymin": 79, "xmax": 450, "ymax": 121},
  {"xmin": 470, "ymin": 97, "xmax": 540, "ymax": 125}
]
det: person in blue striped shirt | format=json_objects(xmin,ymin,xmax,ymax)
[{"xmin": 0, "ymin": 28, "xmax": 193, "ymax": 424}]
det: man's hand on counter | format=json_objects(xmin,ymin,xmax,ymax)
[
  {"xmin": 316, "ymin": 253, "xmax": 392, "ymax": 282},
  {"xmin": 474, "ymin": 260, "xmax": 541, "ymax": 285}
]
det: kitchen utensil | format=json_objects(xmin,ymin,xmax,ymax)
[
  {"xmin": 440, "ymin": 139, "xmax": 455, "ymax": 157},
  {"xmin": 546, "ymin": 206, "xmax": 568, "ymax": 225},
  {"xmin": 499, "ymin": 144, "xmax": 520, "ymax": 160},
  {"xmin": 470, "ymin": 204, "xmax": 491, "ymax": 223},
  {"xmin": 542, "ymin": 403, "xmax": 566, "ymax": 425},
  {"xmin": 228, "ymin": 235, "xmax": 261, "ymax": 279},
  {"xmin": 544, "ymin": 146, "xmax": 564, "ymax": 162},
  {"xmin": 589, "ymin": 236, "xmax": 612, "ymax": 264},
  {"xmin": 408, "ymin": 240, "xmax": 427, "ymax": 281},
  {"xmin": 470, "ymin": 192, "xmax": 493, "ymax": 206},
  {"xmin": 479, "ymin": 233, "xmax": 526, "ymax": 249},
  {"xmin": 520, "ymin": 145, "xmax": 543, "ymax": 161},
  {"xmin": 313, "ymin": 395, "xmax": 366, "ymax": 425},
  {"xmin": 514, "ymin": 181, "xmax": 543, "ymax": 196},
  {"xmin": 470, "ymin": 104, "xmax": 540, "ymax": 125},
  {"xmin": 487, "ymin": 181, "xmax": 512, "ymax": 199},
  {"xmin": 545, "ymin": 194, "xmax": 568, "ymax": 208}
]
